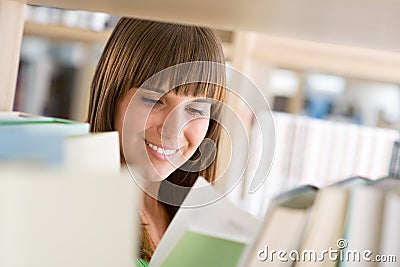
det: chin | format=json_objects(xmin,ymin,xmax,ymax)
[{"xmin": 140, "ymin": 167, "xmax": 174, "ymax": 182}]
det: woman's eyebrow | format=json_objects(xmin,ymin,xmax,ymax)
[
  {"xmin": 138, "ymin": 86, "xmax": 165, "ymax": 94},
  {"xmin": 192, "ymin": 98, "xmax": 212, "ymax": 104}
]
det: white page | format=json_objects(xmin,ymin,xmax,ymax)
[{"xmin": 150, "ymin": 176, "xmax": 260, "ymax": 267}]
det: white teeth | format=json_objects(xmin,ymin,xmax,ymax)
[{"xmin": 146, "ymin": 141, "xmax": 177, "ymax": 156}]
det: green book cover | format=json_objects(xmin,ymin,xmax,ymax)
[
  {"xmin": 0, "ymin": 112, "xmax": 84, "ymax": 125},
  {"xmin": 160, "ymin": 231, "xmax": 245, "ymax": 267}
]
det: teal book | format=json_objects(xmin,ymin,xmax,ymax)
[{"xmin": 0, "ymin": 111, "xmax": 89, "ymax": 164}]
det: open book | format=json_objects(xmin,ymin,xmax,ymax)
[{"xmin": 149, "ymin": 177, "xmax": 261, "ymax": 267}]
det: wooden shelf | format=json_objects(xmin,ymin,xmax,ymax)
[
  {"xmin": 25, "ymin": 0, "xmax": 400, "ymax": 53},
  {"xmin": 23, "ymin": 22, "xmax": 112, "ymax": 43},
  {"xmin": 3, "ymin": 0, "xmax": 400, "ymax": 111},
  {"xmin": 249, "ymin": 34, "xmax": 400, "ymax": 84}
]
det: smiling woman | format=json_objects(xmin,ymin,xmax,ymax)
[
  {"xmin": 86, "ymin": 17, "xmax": 226, "ymax": 264},
  {"xmin": 114, "ymin": 86, "xmax": 212, "ymax": 181}
]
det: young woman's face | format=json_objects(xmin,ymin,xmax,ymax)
[{"xmin": 114, "ymin": 87, "xmax": 211, "ymax": 181}]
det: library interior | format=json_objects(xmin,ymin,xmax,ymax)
[{"xmin": 1, "ymin": 0, "xmax": 399, "ymax": 266}]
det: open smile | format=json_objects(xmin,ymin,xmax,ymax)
[{"xmin": 145, "ymin": 140, "xmax": 179, "ymax": 160}]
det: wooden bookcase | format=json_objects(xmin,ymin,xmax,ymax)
[{"xmin": 2, "ymin": 0, "xmax": 400, "ymax": 112}]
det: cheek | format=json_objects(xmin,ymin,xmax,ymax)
[
  {"xmin": 123, "ymin": 100, "xmax": 154, "ymax": 136},
  {"xmin": 185, "ymin": 118, "xmax": 210, "ymax": 147},
  {"xmin": 119, "ymin": 103, "xmax": 153, "ymax": 156}
]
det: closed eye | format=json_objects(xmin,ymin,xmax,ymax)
[
  {"xmin": 140, "ymin": 96, "xmax": 162, "ymax": 107},
  {"xmin": 186, "ymin": 107, "xmax": 209, "ymax": 117}
]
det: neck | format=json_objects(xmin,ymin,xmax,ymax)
[{"xmin": 140, "ymin": 192, "xmax": 169, "ymax": 247}]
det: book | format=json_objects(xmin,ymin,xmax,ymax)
[
  {"xmin": 0, "ymin": 111, "xmax": 87, "ymax": 126},
  {"xmin": 0, "ymin": 166, "xmax": 139, "ymax": 267},
  {"xmin": 240, "ymin": 184, "xmax": 318, "ymax": 267},
  {"xmin": 378, "ymin": 189, "xmax": 400, "ymax": 267},
  {"xmin": 63, "ymin": 131, "xmax": 121, "ymax": 174},
  {"xmin": 339, "ymin": 181, "xmax": 389, "ymax": 267},
  {"xmin": 0, "ymin": 111, "xmax": 89, "ymax": 165},
  {"xmin": 149, "ymin": 177, "xmax": 260, "ymax": 267},
  {"xmin": 294, "ymin": 177, "xmax": 370, "ymax": 267}
]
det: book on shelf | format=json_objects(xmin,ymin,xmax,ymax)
[
  {"xmin": 0, "ymin": 111, "xmax": 88, "ymax": 163},
  {"xmin": 241, "ymin": 184, "xmax": 318, "ymax": 267},
  {"xmin": 378, "ymin": 189, "xmax": 400, "ymax": 267},
  {"xmin": 0, "ymin": 111, "xmax": 86, "ymax": 126},
  {"xmin": 149, "ymin": 176, "xmax": 261, "ymax": 267},
  {"xmin": 339, "ymin": 177, "xmax": 400, "ymax": 267},
  {"xmin": 0, "ymin": 166, "xmax": 140, "ymax": 267},
  {"xmin": 0, "ymin": 111, "xmax": 120, "ymax": 173},
  {"xmin": 295, "ymin": 177, "xmax": 371, "ymax": 267},
  {"xmin": 152, "ymin": 175, "xmax": 399, "ymax": 267},
  {"xmin": 239, "ymin": 176, "xmax": 400, "ymax": 267},
  {"xmin": 63, "ymin": 131, "xmax": 121, "ymax": 174}
]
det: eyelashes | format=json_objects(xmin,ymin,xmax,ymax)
[
  {"xmin": 140, "ymin": 96, "xmax": 162, "ymax": 106},
  {"xmin": 186, "ymin": 107, "xmax": 206, "ymax": 117},
  {"xmin": 140, "ymin": 96, "xmax": 210, "ymax": 118}
]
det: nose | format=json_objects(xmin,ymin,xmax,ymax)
[{"xmin": 157, "ymin": 105, "xmax": 186, "ymax": 144}]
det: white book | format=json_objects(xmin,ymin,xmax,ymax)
[
  {"xmin": 295, "ymin": 187, "xmax": 349, "ymax": 267},
  {"xmin": 326, "ymin": 122, "xmax": 347, "ymax": 183},
  {"xmin": 378, "ymin": 190, "xmax": 400, "ymax": 267},
  {"xmin": 369, "ymin": 129, "xmax": 391, "ymax": 178},
  {"xmin": 354, "ymin": 126, "xmax": 376, "ymax": 177},
  {"xmin": 340, "ymin": 186, "xmax": 385, "ymax": 267},
  {"xmin": 288, "ymin": 116, "xmax": 308, "ymax": 188},
  {"xmin": 253, "ymin": 112, "xmax": 294, "ymax": 216},
  {"xmin": 243, "ymin": 110, "xmax": 276, "ymax": 216},
  {"xmin": 63, "ymin": 131, "xmax": 121, "ymax": 174},
  {"xmin": 300, "ymin": 119, "xmax": 326, "ymax": 187},
  {"xmin": 314, "ymin": 120, "xmax": 334, "ymax": 186},
  {"xmin": 242, "ymin": 184, "xmax": 318, "ymax": 267},
  {"xmin": 339, "ymin": 124, "xmax": 360, "ymax": 178},
  {"xmin": 0, "ymin": 166, "xmax": 139, "ymax": 267}
]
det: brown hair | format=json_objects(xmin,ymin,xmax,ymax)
[{"xmin": 87, "ymin": 17, "xmax": 226, "ymax": 261}]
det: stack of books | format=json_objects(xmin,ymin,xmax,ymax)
[
  {"xmin": 0, "ymin": 112, "xmax": 141, "ymax": 266},
  {"xmin": 0, "ymin": 111, "xmax": 120, "ymax": 174}
]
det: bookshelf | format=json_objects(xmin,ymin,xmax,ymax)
[
  {"xmin": 2, "ymin": 0, "xmax": 400, "ymax": 112},
  {"xmin": 23, "ymin": 21, "xmax": 112, "ymax": 43},
  {"xmin": 1, "ymin": 2, "xmax": 399, "ymax": 264}
]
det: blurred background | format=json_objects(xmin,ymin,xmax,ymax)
[
  {"xmin": 15, "ymin": 5, "xmax": 400, "ymax": 216},
  {"xmin": 16, "ymin": 6, "xmax": 400, "ymax": 129}
]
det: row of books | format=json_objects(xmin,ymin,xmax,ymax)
[
  {"xmin": 247, "ymin": 176, "xmax": 399, "ymax": 267},
  {"xmin": 151, "ymin": 176, "xmax": 399, "ymax": 267},
  {"xmin": 24, "ymin": 5, "xmax": 115, "ymax": 32},
  {"xmin": 242, "ymin": 112, "xmax": 399, "ymax": 216},
  {"xmin": 0, "ymin": 111, "xmax": 120, "ymax": 174}
]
